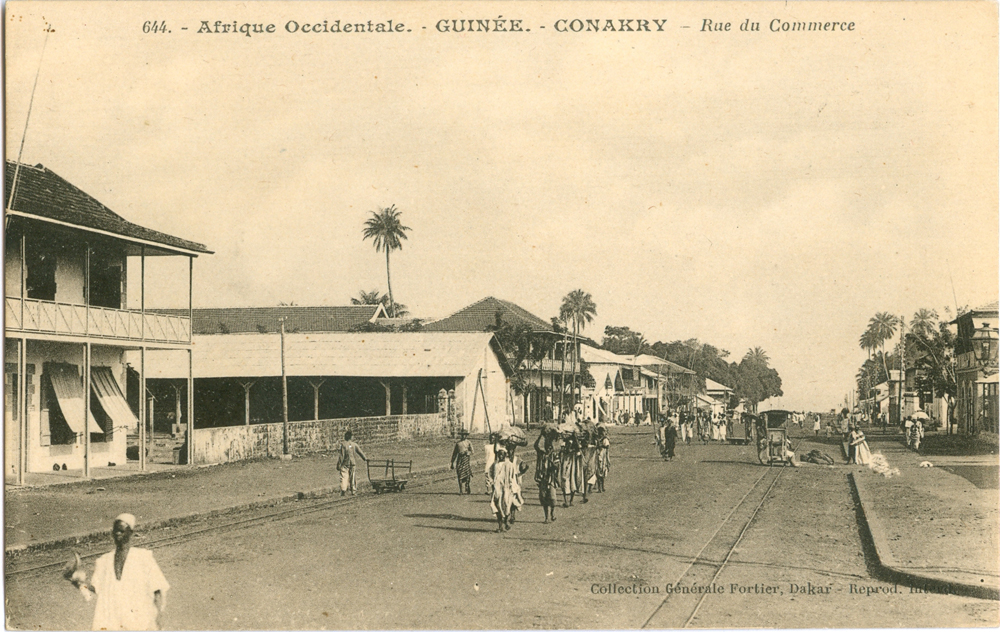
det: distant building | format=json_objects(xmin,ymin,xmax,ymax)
[
  {"xmin": 952, "ymin": 301, "xmax": 999, "ymax": 434},
  {"xmin": 704, "ymin": 378, "xmax": 734, "ymax": 406},
  {"xmin": 4, "ymin": 161, "xmax": 211, "ymax": 482},
  {"xmin": 155, "ymin": 304, "xmax": 386, "ymax": 335},
  {"xmin": 145, "ymin": 330, "xmax": 513, "ymax": 434},
  {"xmin": 423, "ymin": 296, "xmax": 570, "ymax": 422}
]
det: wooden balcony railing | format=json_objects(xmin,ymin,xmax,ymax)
[{"xmin": 5, "ymin": 297, "xmax": 190, "ymax": 344}]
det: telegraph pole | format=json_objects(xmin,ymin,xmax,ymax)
[{"xmin": 280, "ymin": 318, "xmax": 289, "ymax": 457}]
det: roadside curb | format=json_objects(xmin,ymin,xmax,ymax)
[
  {"xmin": 5, "ymin": 459, "xmax": 469, "ymax": 558},
  {"xmin": 848, "ymin": 472, "xmax": 999, "ymax": 601}
]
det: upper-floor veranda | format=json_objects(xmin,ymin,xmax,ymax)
[{"xmin": 4, "ymin": 161, "xmax": 211, "ymax": 347}]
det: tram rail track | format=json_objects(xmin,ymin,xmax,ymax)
[
  {"xmin": 6, "ymin": 470, "xmax": 460, "ymax": 578},
  {"xmin": 642, "ymin": 440, "xmax": 797, "ymax": 629}
]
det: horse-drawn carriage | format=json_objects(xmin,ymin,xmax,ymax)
[{"xmin": 755, "ymin": 409, "xmax": 794, "ymax": 466}]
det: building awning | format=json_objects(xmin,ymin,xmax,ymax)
[
  {"xmin": 47, "ymin": 364, "xmax": 103, "ymax": 434},
  {"xmin": 91, "ymin": 367, "xmax": 138, "ymax": 433}
]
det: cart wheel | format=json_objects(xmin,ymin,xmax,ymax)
[{"xmin": 757, "ymin": 442, "xmax": 769, "ymax": 465}]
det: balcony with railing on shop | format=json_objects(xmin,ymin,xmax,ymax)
[{"xmin": 5, "ymin": 296, "xmax": 191, "ymax": 344}]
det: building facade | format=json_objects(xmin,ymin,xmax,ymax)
[
  {"xmin": 4, "ymin": 161, "xmax": 210, "ymax": 482},
  {"xmin": 953, "ymin": 302, "xmax": 999, "ymax": 434}
]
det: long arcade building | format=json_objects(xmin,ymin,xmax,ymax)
[{"xmin": 144, "ymin": 330, "xmax": 515, "ymax": 435}]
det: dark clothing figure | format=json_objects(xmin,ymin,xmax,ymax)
[{"xmin": 664, "ymin": 424, "xmax": 677, "ymax": 460}]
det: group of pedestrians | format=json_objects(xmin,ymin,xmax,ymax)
[{"xmin": 453, "ymin": 403, "xmax": 611, "ymax": 531}]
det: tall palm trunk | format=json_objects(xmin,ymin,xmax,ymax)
[
  {"xmin": 880, "ymin": 343, "xmax": 891, "ymax": 421},
  {"xmin": 570, "ymin": 321, "xmax": 578, "ymax": 407},
  {"xmin": 384, "ymin": 249, "xmax": 394, "ymax": 318},
  {"xmin": 559, "ymin": 334, "xmax": 567, "ymax": 417}
]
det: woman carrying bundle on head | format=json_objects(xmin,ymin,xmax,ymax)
[{"xmin": 489, "ymin": 447, "xmax": 523, "ymax": 532}]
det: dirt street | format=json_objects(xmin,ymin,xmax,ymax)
[{"xmin": 6, "ymin": 428, "xmax": 997, "ymax": 629}]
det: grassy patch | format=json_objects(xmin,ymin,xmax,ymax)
[{"xmin": 921, "ymin": 432, "xmax": 999, "ymax": 456}]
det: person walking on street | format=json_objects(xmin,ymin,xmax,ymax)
[
  {"xmin": 450, "ymin": 429, "xmax": 474, "ymax": 494},
  {"xmin": 910, "ymin": 418, "xmax": 924, "ymax": 452},
  {"xmin": 580, "ymin": 428, "xmax": 598, "ymax": 503},
  {"xmin": 489, "ymin": 447, "xmax": 522, "ymax": 532},
  {"xmin": 538, "ymin": 442, "xmax": 561, "ymax": 523},
  {"xmin": 483, "ymin": 432, "xmax": 499, "ymax": 495},
  {"xmin": 843, "ymin": 423, "xmax": 856, "ymax": 464},
  {"xmin": 507, "ymin": 448, "xmax": 530, "ymax": 522},
  {"xmin": 813, "ymin": 414, "xmax": 821, "ymax": 436},
  {"xmin": 66, "ymin": 513, "xmax": 170, "ymax": 631},
  {"xmin": 663, "ymin": 419, "xmax": 677, "ymax": 460},
  {"xmin": 595, "ymin": 425, "xmax": 610, "ymax": 492},
  {"xmin": 337, "ymin": 431, "xmax": 368, "ymax": 496},
  {"xmin": 559, "ymin": 430, "xmax": 583, "ymax": 507}
]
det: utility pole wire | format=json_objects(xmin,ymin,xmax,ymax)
[{"xmin": 8, "ymin": 24, "xmax": 52, "ymax": 214}]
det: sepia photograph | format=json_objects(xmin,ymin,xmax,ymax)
[{"xmin": 3, "ymin": 1, "xmax": 998, "ymax": 629}]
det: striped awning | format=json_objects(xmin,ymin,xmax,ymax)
[
  {"xmin": 91, "ymin": 367, "xmax": 138, "ymax": 433},
  {"xmin": 46, "ymin": 364, "xmax": 102, "ymax": 434}
]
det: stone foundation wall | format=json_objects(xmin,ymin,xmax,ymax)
[{"xmin": 192, "ymin": 413, "xmax": 448, "ymax": 465}]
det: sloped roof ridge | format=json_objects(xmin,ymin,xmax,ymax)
[{"xmin": 5, "ymin": 161, "xmax": 211, "ymax": 254}]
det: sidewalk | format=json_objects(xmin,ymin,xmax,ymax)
[
  {"xmin": 849, "ymin": 436, "xmax": 999, "ymax": 598},
  {"xmin": 5, "ymin": 435, "xmax": 477, "ymax": 553}
]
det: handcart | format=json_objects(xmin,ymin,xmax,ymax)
[
  {"xmin": 756, "ymin": 410, "xmax": 793, "ymax": 466},
  {"xmin": 366, "ymin": 459, "xmax": 412, "ymax": 493}
]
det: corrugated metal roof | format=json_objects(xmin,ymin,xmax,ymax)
[
  {"xmin": 580, "ymin": 345, "xmax": 631, "ymax": 365},
  {"xmin": 152, "ymin": 305, "xmax": 384, "ymax": 334},
  {"xmin": 705, "ymin": 378, "xmax": 733, "ymax": 392},
  {"xmin": 624, "ymin": 354, "xmax": 695, "ymax": 375},
  {"xmin": 6, "ymin": 161, "xmax": 211, "ymax": 255},
  {"xmin": 146, "ymin": 332, "xmax": 510, "ymax": 380},
  {"xmin": 423, "ymin": 296, "xmax": 554, "ymax": 333}
]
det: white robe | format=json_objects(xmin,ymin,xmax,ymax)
[
  {"xmin": 91, "ymin": 548, "xmax": 169, "ymax": 631},
  {"xmin": 489, "ymin": 460, "xmax": 523, "ymax": 518}
]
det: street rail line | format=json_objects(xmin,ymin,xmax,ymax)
[
  {"xmin": 7, "ymin": 471, "xmax": 459, "ymax": 578},
  {"xmin": 641, "ymin": 443, "xmax": 796, "ymax": 629}
]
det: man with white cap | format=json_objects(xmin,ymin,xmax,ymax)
[{"xmin": 67, "ymin": 513, "xmax": 170, "ymax": 630}]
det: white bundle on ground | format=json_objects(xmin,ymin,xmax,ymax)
[{"xmin": 868, "ymin": 452, "xmax": 900, "ymax": 478}]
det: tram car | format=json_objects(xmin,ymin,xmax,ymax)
[{"xmin": 755, "ymin": 409, "xmax": 794, "ymax": 466}]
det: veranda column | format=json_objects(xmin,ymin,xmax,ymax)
[
  {"xmin": 139, "ymin": 346, "xmax": 146, "ymax": 471},
  {"xmin": 187, "ymin": 348, "xmax": 194, "ymax": 465},
  {"xmin": 83, "ymin": 342, "xmax": 91, "ymax": 478},
  {"xmin": 17, "ymin": 338, "xmax": 27, "ymax": 485}
]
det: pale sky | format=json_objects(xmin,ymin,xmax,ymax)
[{"xmin": 5, "ymin": 1, "xmax": 998, "ymax": 411}]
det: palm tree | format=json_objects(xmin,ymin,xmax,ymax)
[
  {"xmin": 858, "ymin": 329, "xmax": 878, "ymax": 418},
  {"xmin": 909, "ymin": 308, "xmax": 938, "ymax": 339},
  {"xmin": 362, "ymin": 205, "xmax": 411, "ymax": 318},
  {"xmin": 559, "ymin": 290, "xmax": 598, "ymax": 407},
  {"xmin": 350, "ymin": 289, "xmax": 410, "ymax": 318},
  {"xmin": 351, "ymin": 289, "xmax": 383, "ymax": 306},
  {"xmin": 744, "ymin": 346, "xmax": 770, "ymax": 366},
  {"xmin": 865, "ymin": 312, "xmax": 901, "ymax": 417}
]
